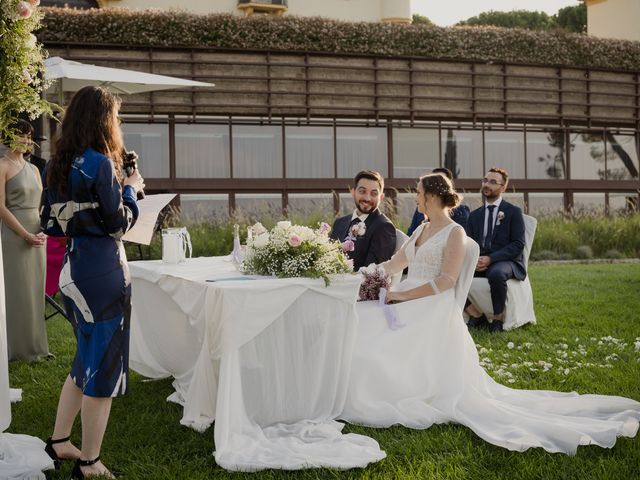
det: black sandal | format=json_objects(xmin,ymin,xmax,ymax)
[
  {"xmin": 44, "ymin": 436, "xmax": 72, "ymax": 470},
  {"xmin": 70, "ymin": 456, "xmax": 104, "ymax": 480}
]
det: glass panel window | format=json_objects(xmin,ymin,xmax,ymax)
[
  {"xmin": 336, "ymin": 127, "xmax": 387, "ymax": 178},
  {"xmin": 338, "ymin": 192, "xmax": 355, "ymax": 217},
  {"xmin": 286, "ymin": 126, "xmax": 334, "ymax": 178},
  {"xmin": 179, "ymin": 194, "xmax": 229, "ymax": 223},
  {"xmin": 392, "ymin": 128, "xmax": 439, "ymax": 178},
  {"xmin": 460, "ymin": 192, "xmax": 483, "ymax": 211},
  {"xmin": 396, "ymin": 192, "xmax": 419, "ymax": 233},
  {"xmin": 605, "ymin": 134, "xmax": 639, "ymax": 180},
  {"xmin": 526, "ymin": 130, "xmax": 566, "ymax": 179},
  {"xmin": 573, "ymin": 193, "xmax": 605, "ymax": 214},
  {"xmin": 235, "ymin": 193, "xmax": 283, "ymax": 220},
  {"xmin": 286, "ymin": 193, "xmax": 334, "ymax": 222},
  {"xmin": 527, "ymin": 193, "xmax": 564, "ymax": 216},
  {"xmin": 484, "ymin": 131, "xmax": 525, "ymax": 178},
  {"xmin": 570, "ymin": 132, "xmax": 605, "ymax": 180},
  {"xmin": 501, "ymin": 192, "xmax": 525, "ymax": 210},
  {"xmin": 233, "ymin": 126, "xmax": 283, "ymax": 178},
  {"xmin": 610, "ymin": 192, "xmax": 639, "ymax": 214},
  {"xmin": 175, "ymin": 124, "xmax": 230, "ymax": 178},
  {"xmin": 440, "ymin": 129, "xmax": 483, "ymax": 179},
  {"xmin": 121, "ymin": 123, "xmax": 170, "ymax": 178}
]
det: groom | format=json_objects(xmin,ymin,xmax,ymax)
[
  {"xmin": 465, "ymin": 167, "xmax": 526, "ymax": 332},
  {"xmin": 330, "ymin": 170, "xmax": 396, "ymax": 272}
]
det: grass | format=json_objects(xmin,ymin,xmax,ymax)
[{"xmin": 7, "ymin": 263, "xmax": 640, "ymax": 479}]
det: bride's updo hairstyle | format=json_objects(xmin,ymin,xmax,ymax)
[{"xmin": 419, "ymin": 173, "xmax": 462, "ymax": 209}]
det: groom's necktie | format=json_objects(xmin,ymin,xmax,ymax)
[
  {"xmin": 484, "ymin": 205, "xmax": 496, "ymax": 251},
  {"xmin": 345, "ymin": 217, "xmax": 361, "ymax": 240}
]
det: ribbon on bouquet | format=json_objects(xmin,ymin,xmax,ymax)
[{"xmin": 378, "ymin": 288, "xmax": 405, "ymax": 330}]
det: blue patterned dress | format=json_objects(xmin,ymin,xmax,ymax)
[{"xmin": 40, "ymin": 148, "xmax": 138, "ymax": 397}]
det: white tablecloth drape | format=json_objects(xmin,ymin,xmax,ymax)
[
  {"xmin": 129, "ymin": 257, "xmax": 385, "ymax": 472},
  {"xmin": 1, "ymin": 236, "xmax": 54, "ymax": 479}
]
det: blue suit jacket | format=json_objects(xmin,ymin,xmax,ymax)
[
  {"xmin": 407, "ymin": 204, "xmax": 470, "ymax": 236},
  {"xmin": 465, "ymin": 200, "xmax": 527, "ymax": 280},
  {"xmin": 330, "ymin": 209, "xmax": 396, "ymax": 272}
]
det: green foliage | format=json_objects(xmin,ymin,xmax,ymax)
[
  {"xmin": 533, "ymin": 213, "xmax": 640, "ymax": 259},
  {"xmin": 576, "ymin": 245, "xmax": 594, "ymax": 259},
  {"xmin": 0, "ymin": 0, "xmax": 54, "ymax": 147},
  {"xmin": 457, "ymin": 4, "xmax": 587, "ymax": 34},
  {"xmin": 412, "ymin": 13, "xmax": 432, "ymax": 25},
  {"xmin": 555, "ymin": 2, "xmax": 587, "ymax": 33},
  {"xmin": 457, "ymin": 9, "xmax": 554, "ymax": 30},
  {"xmin": 9, "ymin": 263, "xmax": 640, "ymax": 479},
  {"xmin": 38, "ymin": 7, "xmax": 640, "ymax": 72}
]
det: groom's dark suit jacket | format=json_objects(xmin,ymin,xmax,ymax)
[
  {"xmin": 465, "ymin": 200, "xmax": 527, "ymax": 280},
  {"xmin": 330, "ymin": 209, "xmax": 396, "ymax": 272}
]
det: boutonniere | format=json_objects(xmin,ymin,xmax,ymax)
[
  {"xmin": 351, "ymin": 222, "xmax": 367, "ymax": 238},
  {"xmin": 496, "ymin": 211, "xmax": 505, "ymax": 226}
]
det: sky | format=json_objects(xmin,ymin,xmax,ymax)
[{"xmin": 411, "ymin": 0, "xmax": 582, "ymax": 26}]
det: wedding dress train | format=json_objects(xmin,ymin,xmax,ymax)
[{"xmin": 341, "ymin": 222, "xmax": 640, "ymax": 454}]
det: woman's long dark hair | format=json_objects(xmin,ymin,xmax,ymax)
[{"xmin": 48, "ymin": 86, "xmax": 124, "ymax": 195}]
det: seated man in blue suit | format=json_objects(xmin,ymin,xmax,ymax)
[
  {"xmin": 407, "ymin": 167, "xmax": 470, "ymax": 235},
  {"xmin": 330, "ymin": 170, "xmax": 396, "ymax": 272},
  {"xmin": 464, "ymin": 167, "xmax": 526, "ymax": 332}
]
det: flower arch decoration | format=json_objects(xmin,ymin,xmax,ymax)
[{"xmin": 0, "ymin": 0, "xmax": 53, "ymax": 148}]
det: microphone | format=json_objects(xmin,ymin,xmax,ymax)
[{"xmin": 122, "ymin": 149, "xmax": 145, "ymax": 200}]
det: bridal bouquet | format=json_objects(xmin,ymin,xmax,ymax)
[
  {"xmin": 358, "ymin": 263, "xmax": 390, "ymax": 301},
  {"xmin": 241, "ymin": 221, "xmax": 352, "ymax": 285}
]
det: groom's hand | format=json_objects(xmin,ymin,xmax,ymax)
[{"xmin": 476, "ymin": 256, "xmax": 492, "ymax": 272}]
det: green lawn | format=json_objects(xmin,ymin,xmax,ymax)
[{"xmin": 8, "ymin": 263, "xmax": 640, "ymax": 479}]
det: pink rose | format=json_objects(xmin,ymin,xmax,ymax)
[
  {"xmin": 341, "ymin": 239, "xmax": 355, "ymax": 252},
  {"xmin": 17, "ymin": 1, "xmax": 32, "ymax": 18},
  {"xmin": 319, "ymin": 222, "xmax": 330, "ymax": 235},
  {"xmin": 351, "ymin": 222, "xmax": 366, "ymax": 237},
  {"xmin": 288, "ymin": 234, "xmax": 302, "ymax": 247}
]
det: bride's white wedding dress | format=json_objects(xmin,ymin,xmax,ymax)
[{"xmin": 342, "ymin": 222, "xmax": 640, "ymax": 454}]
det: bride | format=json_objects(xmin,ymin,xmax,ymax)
[{"xmin": 341, "ymin": 173, "xmax": 640, "ymax": 454}]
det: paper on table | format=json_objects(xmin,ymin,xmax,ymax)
[{"xmin": 122, "ymin": 193, "xmax": 177, "ymax": 245}]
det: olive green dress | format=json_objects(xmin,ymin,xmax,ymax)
[{"xmin": 1, "ymin": 162, "xmax": 48, "ymax": 361}]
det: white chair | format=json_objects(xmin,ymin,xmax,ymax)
[
  {"xmin": 390, "ymin": 229, "xmax": 409, "ymax": 287},
  {"xmin": 455, "ymin": 237, "xmax": 480, "ymax": 310},
  {"xmin": 466, "ymin": 214, "xmax": 537, "ymax": 331}
]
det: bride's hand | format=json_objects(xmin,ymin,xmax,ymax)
[{"xmin": 385, "ymin": 291, "xmax": 404, "ymax": 304}]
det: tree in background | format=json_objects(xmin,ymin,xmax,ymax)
[
  {"xmin": 0, "ymin": 0, "xmax": 53, "ymax": 147},
  {"xmin": 412, "ymin": 14, "xmax": 433, "ymax": 26},
  {"xmin": 457, "ymin": 10, "xmax": 555, "ymax": 30},
  {"xmin": 456, "ymin": 2, "xmax": 587, "ymax": 33},
  {"xmin": 555, "ymin": 1, "xmax": 587, "ymax": 33}
]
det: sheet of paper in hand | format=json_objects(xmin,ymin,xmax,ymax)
[{"xmin": 122, "ymin": 193, "xmax": 176, "ymax": 245}]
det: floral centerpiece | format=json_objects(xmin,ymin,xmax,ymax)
[{"xmin": 241, "ymin": 221, "xmax": 352, "ymax": 285}]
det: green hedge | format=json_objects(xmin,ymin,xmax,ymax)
[{"xmin": 38, "ymin": 7, "xmax": 640, "ymax": 72}]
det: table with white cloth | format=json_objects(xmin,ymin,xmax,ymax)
[{"xmin": 128, "ymin": 256, "xmax": 385, "ymax": 472}]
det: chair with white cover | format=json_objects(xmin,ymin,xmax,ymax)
[
  {"xmin": 466, "ymin": 214, "xmax": 537, "ymax": 331},
  {"xmin": 390, "ymin": 229, "xmax": 409, "ymax": 287}
]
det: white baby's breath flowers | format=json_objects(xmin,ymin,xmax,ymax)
[{"xmin": 507, "ymin": 342, "xmax": 514, "ymax": 349}]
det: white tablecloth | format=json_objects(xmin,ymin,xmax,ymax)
[{"xmin": 129, "ymin": 256, "xmax": 385, "ymax": 471}]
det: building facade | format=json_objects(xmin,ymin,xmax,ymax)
[
  {"xmin": 91, "ymin": 0, "xmax": 412, "ymax": 23},
  {"xmin": 40, "ymin": 41, "xmax": 640, "ymax": 221},
  {"xmin": 586, "ymin": 0, "xmax": 640, "ymax": 42}
]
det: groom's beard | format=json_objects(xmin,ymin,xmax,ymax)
[{"xmin": 356, "ymin": 200, "xmax": 376, "ymax": 214}]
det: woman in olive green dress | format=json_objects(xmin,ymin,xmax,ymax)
[{"xmin": 0, "ymin": 119, "xmax": 49, "ymax": 361}]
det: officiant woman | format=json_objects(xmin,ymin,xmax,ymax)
[{"xmin": 40, "ymin": 86, "xmax": 144, "ymax": 479}]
